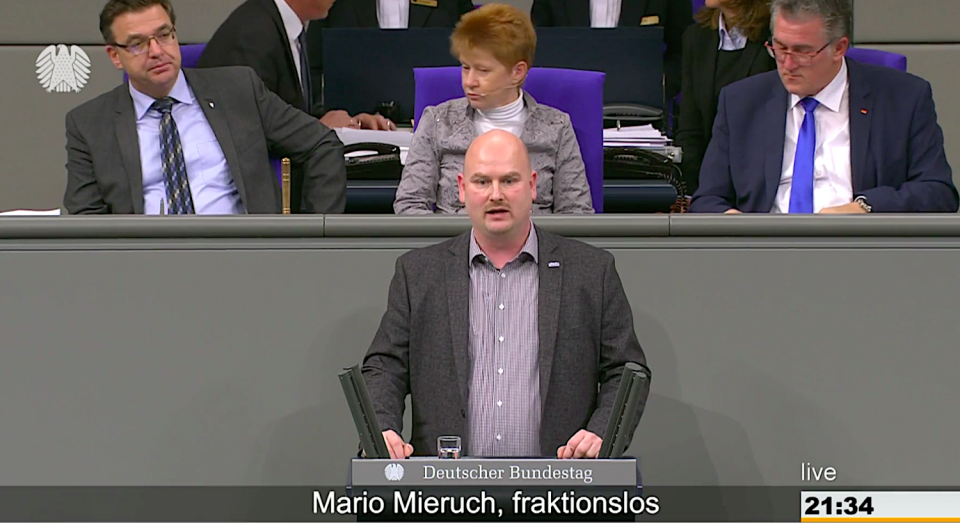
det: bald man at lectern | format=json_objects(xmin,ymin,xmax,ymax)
[{"xmin": 361, "ymin": 129, "xmax": 648, "ymax": 460}]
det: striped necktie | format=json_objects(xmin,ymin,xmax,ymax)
[{"xmin": 151, "ymin": 97, "xmax": 195, "ymax": 214}]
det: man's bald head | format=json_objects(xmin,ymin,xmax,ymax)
[
  {"xmin": 464, "ymin": 129, "xmax": 531, "ymax": 177},
  {"xmin": 458, "ymin": 130, "xmax": 537, "ymax": 243}
]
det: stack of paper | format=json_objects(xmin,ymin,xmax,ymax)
[
  {"xmin": 603, "ymin": 124, "xmax": 670, "ymax": 148},
  {"xmin": 0, "ymin": 209, "xmax": 61, "ymax": 216},
  {"xmin": 335, "ymin": 128, "xmax": 413, "ymax": 148}
]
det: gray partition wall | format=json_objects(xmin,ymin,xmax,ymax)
[
  {"xmin": 2, "ymin": 0, "xmax": 958, "ymax": 213},
  {"xmin": 1, "ymin": 215, "xmax": 959, "ymax": 505}
]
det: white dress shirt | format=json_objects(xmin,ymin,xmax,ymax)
[
  {"xmin": 274, "ymin": 0, "xmax": 306, "ymax": 88},
  {"xmin": 378, "ymin": 0, "xmax": 410, "ymax": 28},
  {"xmin": 474, "ymin": 90, "xmax": 528, "ymax": 138},
  {"xmin": 772, "ymin": 58, "xmax": 853, "ymax": 213},
  {"xmin": 718, "ymin": 12, "xmax": 748, "ymax": 51},
  {"xmin": 590, "ymin": 0, "xmax": 622, "ymax": 28}
]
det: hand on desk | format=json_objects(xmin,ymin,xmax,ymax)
[
  {"xmin": 557, "ymin": 429, "xmax": 602, "ymax": 459},
  {"xmin": 356, "ymin": 113, "xmax": 396, "ymax": 131},
  {"xmin": 383, "ymin": 429, "xmax": 413, "ymax": 459},
  {"xmin": 723, "ymin": 208, "xmax": 742, "ymax": 214},
  {"xmin": 320, "ymin": 110, "xmax": 395, "ymax": 130},
  {"xmin": 819, "ymin": 202, "xmax": 867, "ymax": 214}
]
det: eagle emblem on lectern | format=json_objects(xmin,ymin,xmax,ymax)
[
  {"xmin": 36, "ymin": 45, "xmax": 91, "ymax": 93},
  {"xmin": 384, "ymin": 463, "xmax": 404, "ymax": 481}
]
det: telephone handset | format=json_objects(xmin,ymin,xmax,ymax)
[
  {"xmin": 343, "ymin": 142, "xmax": 402, "ymax": 180},
  {"xmin": 604, "ymin": 146, "xmax": 688, "ymax": 212},
  {"xmin": 603, "ymin": 103, "xmax": 664, "ymax": 126}
]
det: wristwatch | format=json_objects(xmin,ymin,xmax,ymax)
[{"xmin": 854, "ymin": 195, "xmax": 872, "ymax": 213}]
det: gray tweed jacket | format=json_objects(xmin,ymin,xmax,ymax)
[{"xmin": 393, "ymin": 91, "xmax": 594, "ymax": 215}]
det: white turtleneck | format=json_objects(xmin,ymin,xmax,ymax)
[{"xmin": 473, "ymin": 91, "xmax": 528, "ymax": 138}]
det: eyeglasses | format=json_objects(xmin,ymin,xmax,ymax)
[
  {"xmin": 113, "ymin": 28, "xmax": 177, "ymax": 56},
  {"xmin": 765, "ymin": 39, "xmax": 832, "ymax": 67}
]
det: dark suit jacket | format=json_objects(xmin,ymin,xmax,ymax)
[
  {"xmin": 362, "ymin": 226, "xmax": 649, "ymax": 457},
  {"xmin": 690, "ymin": 59, "xmax": 959, "ymax": 213},
  {"xmin": 64, "ymin": 66, "xmax": 347, "ymax": 214},
  {"xmin": 198, "ymin": 0, "xmax": 325, "ymax": 213},
  {"xmin": 305, "ymin": 0, "xmax": 474, "ymax": 99},
  {"xmin": 674, "ymin": 23, "xmax": 775, "ymax": 194},
  {"xmin": 530, "ymin": 0, "xmax": 693, "ymax": 102}
]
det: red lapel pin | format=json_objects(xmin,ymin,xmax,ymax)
[{"xmin": 861, "ymin": 109, "xmax": 868, "ymax": 114}]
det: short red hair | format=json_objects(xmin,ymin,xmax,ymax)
[{"xmin": 450, "ymin": 3, "xmax": 536, "ymax": 69}]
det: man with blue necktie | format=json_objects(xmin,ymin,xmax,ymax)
[
  {"xmin": 64, "ymin": 0, "xmax": 347, "ymax": 215},
  {"xmin": 690, "ymin": 0, "xmax": 958, "ymax": 214}
]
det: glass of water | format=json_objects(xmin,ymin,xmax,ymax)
[{"xmin": 437, "ymin": 436, "xmax": 461, "ymax": 459}]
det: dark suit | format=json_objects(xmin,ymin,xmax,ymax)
[
  {"xmin": 675, "ymin": 23, "xmax": 775, "ymax": 194},
  {"xmin": 198, "ymin": 0, "xmax": 325, "ymax": 213},
  {"xmin": 362, "ymin": 226, "xmax": 648, "ymax": 457},
  {"xmin": 305, "ymin": 0, "xmax": 474, "ymax": 99},
  {"xmin": 530, "ymin": 0, "xmax": 693, "ymax": 102},
  {"xmin": 64, "ymin": 66, "xmax": 347, "ymax": 214},
  {"xmin": 690, "ymin": 58, "xmax": 959, "ymax": 213}
]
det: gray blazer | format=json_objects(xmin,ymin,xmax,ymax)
[
  {"xmin": 393, "ymin": 92, "xmax": 594, "ymax": 215},
  {"xmin": 362, "ymin": 226, "xmax": 648, "ymax": 457},
  {"xmin": 64, "ymin": 66, "xmax": 346, "ymax": 214}
]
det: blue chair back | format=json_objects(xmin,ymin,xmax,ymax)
[
  {"xmin": 412, "ymin": 67, "xmax": 606, "ymax": 213},
  {"xmin": 179, "ymin": 43, "xmax": 206, "ymax": 68},
  {"xmin": 846, "ymin": 47, "xmax": 907, "ymax": 71}
]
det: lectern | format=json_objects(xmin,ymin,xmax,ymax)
[{"xmin": 337, "ymin": 363, "xmax": 651, "ymax": 520}]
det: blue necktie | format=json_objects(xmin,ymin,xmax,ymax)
[
  {"xmin": 789, "ymin": 97, "xmax": 820, "ymax": 213},
  {"xmin": 297, "ymin": 29, "xmax": 313, "ymax": 111},
  {"xmin": 152, "ymin": 97, "xmax": 195, "ymax": 214}
]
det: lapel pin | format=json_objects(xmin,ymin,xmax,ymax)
[
  {"xmin": 209, "ymin": 101, "xmax": 215, "ymax": 108},
  {"xmin": 861, "ymin": 108, "xmax": 868, "ymax": 114},
  {"xmin": 548, "ymin": 261, "xmax": 560, "ymax": 268}
]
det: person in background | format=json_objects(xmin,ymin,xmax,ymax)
[
  {"xmin": 675, "ymin": 0, "xmax": 776, "ymax": 194},
  {"xmin": 305, "ymin": 0, "xmax": 474, "ymax": 104},
  {"xmin": 393, "ymin": 3, "xmax": 593, "ymax": 215},
  {"xmin": 200, "ymin": 0, "xmax": 392, "ymax": 131},
  {"xmin": 690, "ymin": 0, "xmax": 958, "ymax": 213},
  {"xmin": 199, "ymin": 0, "xmax": 391, "ymax": 212},
  {"xmin": 364, "ymin": 129, "xmax": 648, "ymax": 459},
  {"xmin": 65, "ymin": 0, "xmax": 346, "ymax": 215},
  {"xmin": 530, "ymin": 0, "xmax": 693, "ymax": 104}
]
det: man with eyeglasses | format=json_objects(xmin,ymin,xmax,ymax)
[
  {"xmin": 63, "ymin": 0, "xmax": 347, "ymax": 215},
  {"xmin": 690, "ymin": 0, "xmax": 958, "ymax": 214}
]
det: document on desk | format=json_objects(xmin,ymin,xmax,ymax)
[
  {"xmin": 603, "ymin": 124, "xmax": 670, "ymax": 147},
  {"xmin": 0, "ymin": 209, "xmax": 61, "ymax": 216},
  {"xmin": 335, "ymin": 128, "xmax": 413, "ymax": 148}
]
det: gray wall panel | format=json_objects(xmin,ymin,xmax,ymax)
[
  {"xmin": 1, "ymin": 0, "xmax": 245, "ymax": 45},
  {"xmin": 855, "ymin": 0, "xmax": 960, "ymax": 43},
  {"xmin": 1, "ymin": 221, "xmax": 960, "ymax": 487},
  {"xmin": 0, "ymin": 46, "xmax": 121, "ymax": 213}
]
